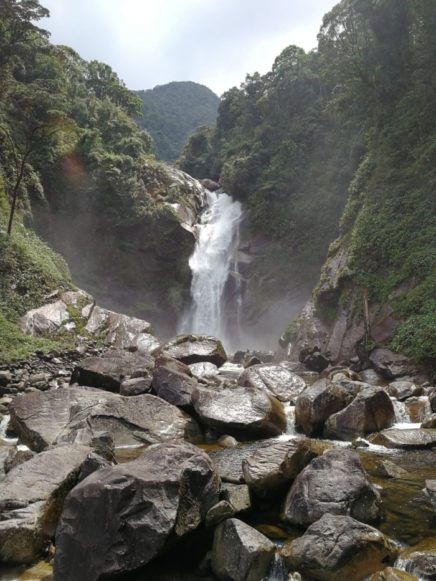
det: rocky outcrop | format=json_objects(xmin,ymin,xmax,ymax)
[
  {"xmin": 282, "ymin": 449, "xmax": 381, "ymax": 526},
  {"xmin": 242, "ymin": 440, "xmax": 315, "ymax": 498},
  {"xmin": 54, "ymin": 441, "xmax": 220, "ymax": 581},
  {"xmin": 211, "ymin": 519, "xmax": 275, "ymax": 581},
  {"xmin": 281, "ymin": 514, "xmax": 399, "ymax": 581},
  {"xmin": 369, "ymin": 349, "xmax": 420, "ymax": 379},
  {"xmin": 369, "ymin": 428, "xmax": 436, "ymax": 449},
  {"xmin": 158, "ymin": 335, "xmax": 227, "ymax": 367},
  {"xmin": 0, "ymin": 444, "xmax": 92, "ymax": 563},
  {"xmin": 10, "ymin": 386, "xmax": 201, "ymax": 452},
  {"xmin": 323, "ymin": 387, "xmax": 395, "ymax": 441},
  {"xmin": 295, "ymin": 378, "xmax": 354, "ymax": 436},
  {"xmin": 71, "ymin": 350, "xmax": 155, "ymax": 392},
  {"xmin": 238, "ymin": 364, "xmax": 306, "ymax": 403},
  {"xmin": 386, "ymin": 381, "xmax": 423, "ymax": 401},
  {"xmin": 192, "ymin": 384, "xmax": 286, "ymax": 439}
]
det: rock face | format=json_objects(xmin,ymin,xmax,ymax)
[
  {"xmin": 242, "ymin": 440, "xmax": 315, "ymax": 497},
  {"xmin": 323, "ymin": 387, "xmax": 395, "ymax": 441},
  {"xmin": 54, "ymin": 442, "xmax": 220, "ymax": 581},
  {"xmin": 282, "ymin": 449, "xmax": 381, "ymax": 526},
  {"xmin": 281, "ymin": 513, "xmax": 399, "ymax": 581},
  {"xmin": 369, "ymin": 348, "xmax": 419, "ymax": 379},
  {"xmin": 369, "ymin": 428, "xmax": 436, "ymax": 449},
  {"xmin": 71, "ymin": 350, "xmax": 155, "ymax": 392},
  {"xmin": 0, "ymin": 444, "xmax": 91, "ymax": 563},
  {"xmin": 295, "ymin": 378, "xmax": 354, "ymax": 436},
  {"xmin": 10, "ymin": 386, "xmax": 201, "ymax": 452},
  {"xmin": 152, "ymin": 355, "xmax": 198, "ymax": 409},
  {"xmin": 238, "ymin": 364, "xmax": 306, "ymax": 403},
  {"xmin": 159, "ymin": 335, "xmax": 227, "ymax": 367},
  {"xmin": 211, "ymin": 518, "xmax": 275, "ymax": 581},
  {"xmin": 192, "ymin": 385, "xmax": 286, "ymax": 439}
]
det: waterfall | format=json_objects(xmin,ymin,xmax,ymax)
[{"xmin": 179, "ymin": 191, "xmax": 243, "ymax": 346}]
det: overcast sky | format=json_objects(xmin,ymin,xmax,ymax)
[{"xmin": 41, "ymin": 0, "xmax": 338, "ymax": 96}]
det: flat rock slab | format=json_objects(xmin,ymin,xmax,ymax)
[
  {"xmin": 208, "ymin": 441, "xmax": 274, "ymax": 483},
  {"xmin": 54, "ymin": 442, "xmax": 220, "ymax": 581},
  {"xmin": 212, "ymin": 518, "xmax": 275, "ymax": 581},
  {"xmin": 10, "ymin": 386, "xmax": 201, "ymax": 452},
  {"xmin": 0, "ymin": 444, "xmax": 91, "ymax": 563},
  {"xmin": 282, "ymin": 449, "xmax": 381, "ymax": 526},
  {"xmin": 158, "ymin": 335, "xmax": 227, "ymax": 367},
  {"xmin": 369, "ymin": 428, "xmax": 436, "ymax": 449},
  {"xmin": 281, "ymin": 513, "xmax": 399, "ymax": 581},
  {"xmin": 193, "ymin": 385, "xmax": 286, "ymax": 439},
  {"xmin": 71, "ymin": 350, "xmax": 155, "ymax": 392},
  {"xmin": 238, "ymin": 364, "xmax": 306, "ymax": 403}
]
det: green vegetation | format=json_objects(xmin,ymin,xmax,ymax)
[{"xmin": 136, "ymin": 81, "xmax": 219, "ymax": 161}]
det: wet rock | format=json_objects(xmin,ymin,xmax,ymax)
[
  {"xmin": 369, "ymin": 349, "xmax": 419, "ymax": 379},
  {"xmin": 221, "ymin": 483, "xmax": 251, "ymax": 514},
  {"xmin": 375, "ymin": 460, "xmax": 409, "ymax": 479},
  {"xmin": 425, "ymin": 480, "xmax": 436, "ymax": 513},
  {"xmin": 0, "ymin": 444, "xmax": 91, "ymax": 563},
  {"xmin": 192, "ymin": 384, "xmax": 286, "ymax": 439},
  {"xmin": 4, "ymin": 448, "xmax": 35, "ymax": 473},
  {"xmin": 295, "ymin": 378, "xmax": 354, "ymax": 436},
  {"xmin": 422, "ymin": 414, "xmax": 436, "ymax": 428},
  {"xmin": 299, "ymin": 347, "xmax": 330, "ymax": 373},
  {"xmin": 189, "ymin": 361, "xmax": 219, "ymax": 379},
  {"xmin": 159, "ymin": 335, "xmax": 227, "ymax": 367},
  {"xmin": 386, "ymin": 381, "xmax": 423, "ymax": 401},
  {"xmin": 397, "ymin": 544, "xmax": 436, "ymax": 580},
  {"xmin": 211, "ymin": 518, "xmax": 275, "ymax": 581},
  {"xmin": 218, "ymin": 435, "xmax": 238, "ymax": 448},
  {"xmin": 200, "ymin": 178, "xmax": 220, "ymax": 191},
  {"xmin": 369, "ymin": 428, "xmax": 436, "ymax": 449},
  {"xmin": 370, "ymin": 568, "xmax": 418, "ymax": 581},
  {"xmin": 323, "ymin": 387, "xmax": 395, "ymax": 441},
  {"xmin": 77, "ymin": 452, "xmax": 112, "ymax": 482},
  {"xmin": 71, "ymin": 350, "xmax": 155, "ymax": 392},
  {"xmin": 152, "ymin": 355, "xmax": 198, "ymax": 409},
  {"xmin": 206, "ymin": 501, "xmax": 235, "ymax": 527},
  {"xmin": 405, "ymin": 396, "xmax": 431, "ymax": 423},
  {"xmin": 282, "ymin": 449, "xmax": 381, "ymax": 526},
  {"xmin": 208, "ymin": 442, "xmax": 272, "ymax": 483},
  {"xmin": 281, "ymin": 513, "xmax": 399, "ymax": 581},
  {"xmin": 54, "ymin": 442, "xmax": 220, "ymax": 581},
  {"xmin": 242, "ymin": 440, "xmax": 315, "ymax": 498},
  {"xmin": 10, "ymin": 386, "xmax": 201, "ymax": 452},
  {"xmin": 238, "ymin": 364, "xmax": 306, "ymax": 403}
]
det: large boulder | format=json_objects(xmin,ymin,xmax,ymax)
[
  {"xmin": 242, "ymin": 440, "xmax": 315, "ymax": 498},
  {"xmin": 152, "ymin": 355, "xmax": 198, "ymax": 409},
  {"xmin": 159, "ymin": 335, "xmax": 227, "ymax": 367},
  {"xmin": 208, "ymin": 442, "xmax": 273, "ymax": 484},
  {"xmin": 369, "ymin": 428, "xmax": 436, "ymax": 450},
  {"xmin": 54, "ymin": 442, "xmax": 220, "ymax": 581},
  {"xmin": 211, "ymin": 518, "xmax": 275, "ymax": 581},
  {"xmin": 71, "ymin": 350, "xmax": 155, "ymax": 392},
  {"xmin": 192, "ymin": 385, "xmax": 286, "ymax": 439},
  {"xmin": 324, "ymin": 387, "xmax": 395, "ymax": 441},
  {"xmin": 396, "ymin": 543, "xmax": 436, "ymax": 580},
  {"xmin": 19, "ymin": 300, "xmax": 70, "ymax": 336},
  {"xmin": 238, "ymin": 364, "xmax": 306, "ymax": 403},
  {"xmin": 386, "ymin": 381, "xmax": 423, "ymax": 401},
  {"xmin": 10, "ymin": 386, "xmax": 201, "ymax": 452},
  {"xmin": 281, "ymin": 513, "xmax": 399, "ymax": 581},
  {"xmin": 295, "ymin": 378, "xmax": 354, "ymax": 436},
  {"xmin": 0, "ymin": 444, "xmax": 92, "ymax": 563},
  {"xmin": 369, "ymin": 348, "xmax": 419, "ymax": 379},
  {"xmin": 282, "ymin": 449, "xmax": 381, "ymax": 526}
]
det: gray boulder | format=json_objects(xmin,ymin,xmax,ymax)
[
  {"xmin": 19, "ymin": 300, "xmax": 70, "ymax": 336},
  {"xmin": 211, "ymin": 518, "xmax": 275, "ymax": 581},
  {"xmin": 152, "ymin": 355, "xmax": 198, "ymax": 409},
  {"xmin": 369, "ymin": 428, "xmax": 436, "ymax": 449},
  {"xmin": 10, "ymin": 386, "xmax": 201, "ymax": 452},
  {"xmin": 242, "ymin": 440, "xmax": 315, "ymax": 498},
  {"xmin": 71, "ymin": 350, "xmax": 155, "ymax": 392},
  {"xmin": 369, "ymin": 348, "xmax": 419, "ymax": 379},
  {"xmin": 238, "ymin": 364, "xmax": 306, "ymax": 403},
  {"xmin": 0, "ymin": 444, "xmax": 91, "ymax": 563},
  {"xmin": 396, "ymin": 545, "xmax": 436, "ymax": 580},
  {"xmin": 120, "ymin": 376, "xmax": 152, "ymax": 396},
  {"xmin": 386, "ymin": 381, "xmax": 423, "ymax": 401},
  {"xmin": 281, "ymin": 513, "xmax": 399, "ymax": 581},
  {"xmin": 221, "ymin": 483, "xmax": 251, "ymax": 514},
  {"xmin": 159, "ymin": 335, "xmax": 227, "ymax": 367},
  {"xmin": 282, "ymin": 449, "xmax": 381, "ymax": 526},
  {"xmin": 324, "ymin": 387, "xmax": 395, "ymax": 441},
  {"xmin": 192, "ymin": 384, "xmax": 286, "ymax": 439},
  {"xmin": 295, "ymin": 378, "xmax": 354, "ymax": 436},
  {"xmin": 208, "ymin": 441, "xmax": 273, "ymax": 484},
  {"xmin": 54, "ymin": 441, "xmax": 220, "ymax": 581},
  {"xmin": 425, "ymin": 479, "xmax": 436, "ymax": 513}
]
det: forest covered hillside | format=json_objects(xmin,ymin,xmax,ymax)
[
  {"xmin": 136, "ymin": 81, "xmax": 220, "ymax": 161},
  {"xmin": 181, "ymin": 0, "xmax": 436, "ymax": 366}
]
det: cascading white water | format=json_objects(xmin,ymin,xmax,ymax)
[{"xmin": 179, "ymin": 191, "xmax": 243, "ymax": 345}]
